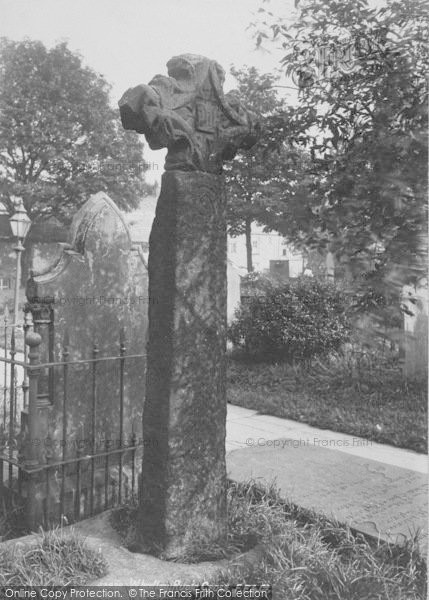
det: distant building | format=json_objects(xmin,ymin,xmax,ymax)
[
  {"xmin": 227, "ymin": 259, "xmax": 244, "ymax": 322},
  {"xmin": 124, "ymin": 194, "xmax": 158, "ymax": 262},
  {"xmin": 227, "ymin": 224, "xmax": 304, "ymax": 279}
]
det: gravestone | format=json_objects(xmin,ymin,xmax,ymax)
[
  {"xmin": 402, "ymin": 280, "xmax": 428, "ymax": 379},
  {"xmin": 119, "ymin": 54, "xmax": 258, "ymax": 558},
  {"xmin": 227, "ymin": 441, "xmax": 428, "ymax": 554},
  {"xmin": 25, "ymin": 192, "xmax": 148, "ymax": 516}
]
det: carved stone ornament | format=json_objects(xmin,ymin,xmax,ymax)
[{"xmin": 119, "ymin": 54, "xmax": 259, "ymax": 174}]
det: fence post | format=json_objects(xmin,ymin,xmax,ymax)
[
  {"xmin": 90, "ymin": 340, "xmax": 99, "ymax": 516},
  {"xmin": 60, "ymin": 329, "xmax": 70, "ymax": 522},
  {"xmin": 24, "ymin": 330, "xmax": 42, "ymax": 531},
  {"xmin": 22, "ymin": 311, "xmax": 33, "ymax": 410},
  {"xmin": 8, "ymin": 328, "xmax": 16, "ymax": 486},
  {"xmin": 118, "ymin": 328, "xmax": 126, "ymax": 504},
  {"xmin": 3, "ymin": 306, "xmax": 9, "ymax": 425},
  {"xmin": 24, "ymin": 300, "xmax": 54, "ymax": 404}
]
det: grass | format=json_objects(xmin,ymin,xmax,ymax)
[
  {"xmin": 0, "ymin": 497, "xmax": 26, "ymax": 542},
  {"xmin": 110, "ymin": 492, "xmax": 257, "ymax": 562},
  {"xmin": 0, "ymin": 527, "xmax": 108, "ymax": 586},
  {"xmin": 111, "ymin": 480, "xmax": 426, "ymax": 599},
  {"xmin": 227, "ymin": 349, "xmax": 428, "ymax": 453},
  {"xmin": 218, "ymin": 480, "xmax": 426, "ymax": 600}
]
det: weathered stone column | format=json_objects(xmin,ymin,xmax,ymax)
[
  {"xmin": 119, "ymin": 54, "xmax": 258, "ymax": 559},
  {"xmin": 141, "ymin": 171, "xmax": 227, "ymax": 557}
]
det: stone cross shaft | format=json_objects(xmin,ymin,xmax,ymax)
[{"xmin": 119, "ymin": 54, "xmax": 258, "ymax": 559}]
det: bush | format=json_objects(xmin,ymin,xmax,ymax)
[{"xmin": 228, "ymin": 277, "xmax": 350, "ymax": 362}]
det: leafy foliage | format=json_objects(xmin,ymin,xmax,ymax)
[
  {"xmin": 225, "ymin": 66, "xmax": 307, "ymax": 272},
  {"xmin": 228, "ymin": 276, "xmax": 350, "ymax": 361},
  {"xmin": 253, "ymin": 0, "xmax": 428, "ymax": 312},
  {"xmin": 0, "ymin": 38, "xmax": 154, "ymax": 223}
]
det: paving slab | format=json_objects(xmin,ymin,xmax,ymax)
[
  {"xmin": 226, "ymin": 405, "xmax": 427, "ymax": 474},
  {"xmin": 226, "ymin": 441, "xmax": 428, "ymax": 554}
]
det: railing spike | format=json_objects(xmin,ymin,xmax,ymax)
[{"xmin": 63, "ymin": 328, "xmax": 70, "ymax": 349}]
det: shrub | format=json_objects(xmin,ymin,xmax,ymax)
[{"xmin": 228, "ymin": 277, "xmax": 350, "ymax": 362}]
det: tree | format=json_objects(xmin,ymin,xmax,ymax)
[
  {"xmin": 0, "ymin": 38, "xmax": 154, "ymax": 223},
  {"xmin": 255, "ymin": 0, "xmax": 428, "ymax": 319},
  {"xmin": 225, "ymin": 66, "xmax": 306, "ymax": 272}
]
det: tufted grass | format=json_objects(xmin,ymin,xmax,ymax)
[
  {"xmin": 218, "ymin": 480, "xmax": 427, "ymax": 600},
  {"xmin": 0, "ymin": 527, "xmax": 108, "ymax": 586},
  {"xmin": 111, "ymin": 480, "xmax": 426, "ymax": 599}
]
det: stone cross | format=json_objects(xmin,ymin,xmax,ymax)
[{"xmin": 119, "ymin": 54, "xmax": 258, "ymax": 559}]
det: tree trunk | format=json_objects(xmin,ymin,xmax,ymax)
[{"xmin": 245, "ymin": 218, "xmax": 253, "ymax": 272}]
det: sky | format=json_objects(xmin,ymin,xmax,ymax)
[
  {"xmin": 0, "ymin": 0, "xmax": 294, "ymax": 95},
  {"xmin": 0, "ymin": 0, "xmax": 295, "ymax": 183}
]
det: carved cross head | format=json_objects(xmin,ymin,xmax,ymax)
[{"xmin": 119, "ymin": 54, "xmax": 260, "ymax": 174}]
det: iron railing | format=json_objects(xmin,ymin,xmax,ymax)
[{"xmin": 0, "ymin": 317, "xmax": 145, "ymax": 532}]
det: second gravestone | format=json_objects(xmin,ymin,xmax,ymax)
[
  {"xmin": 25, "ymin": 192, "xmax": 148, "ymax": 522},
  {"xmin": 120, "ymin": 54, "xmax": 258, "ymax": 558}
]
